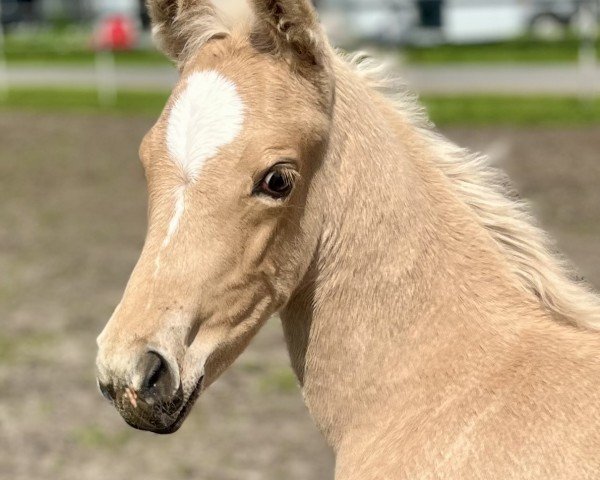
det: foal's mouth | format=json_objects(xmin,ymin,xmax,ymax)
[{"xmin": 119, "ymin": 375, "xmax": 205, "ymax": 435}]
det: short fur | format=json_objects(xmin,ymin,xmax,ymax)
[
  {"xmin": 347, "ymin": 54, "xmax": 600, "ymax": 328},
  {"xmin": 97, "ymin": 1, "xmax": 600, "ymax": 478}
]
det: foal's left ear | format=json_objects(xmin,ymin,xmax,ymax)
[
  {"xmin": 147, "ymin": 0, "xmax": 227, "ymax": 63},
  {"xmin": 249, "ymin": 0, "xmax": 331, "ymax": 70}
]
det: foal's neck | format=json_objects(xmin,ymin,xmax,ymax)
[{"xmin": 280, "ymin": 62, "xmax": 545, "ymax": 449}]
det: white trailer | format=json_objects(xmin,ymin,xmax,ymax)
[
  {"xmin": 442, "ymin": 0, "xmax": 532, "ymax": 44},
  {"xmin": 319, "ymin": 0, "xmax": 572, "ymax": 46}
]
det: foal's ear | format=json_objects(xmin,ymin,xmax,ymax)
[
  {"xmin": 147, "ymin": 0, "xmax": 227, "ymax": 62},
  {"xmin": 249, "ymin": 0, "xmax": 330, "ymax": 69}
]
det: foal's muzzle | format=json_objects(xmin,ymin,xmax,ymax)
[{"xmin": 97, "ymin": 351, "xmax": 189, "ymax": 434}]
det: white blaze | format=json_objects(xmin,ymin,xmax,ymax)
[
  {"xmin": 153, "ymin": 70, "xmax": 244, "ymax": 276},
  {"xmin": 163, "ymin": 185, "xmax": 186, "ymax": 249},
  {"xmin": 167, "ymin": 70, "xmax": 245, "ymax": 182}
]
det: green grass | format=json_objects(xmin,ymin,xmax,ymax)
[
  {"xmin": 5, "ymin": 40, "xmax": 597, "ymax": 66},
  {"xmin": 403, "ymin": 37, "xmax": 600, "ymax": 64},
  {"xmin": 423, "ymin": 95, "xmax": 600, "ymax": 125},
  {"xmin": 0, "ymin": 88, "xmax": 169, "ymax": 115},
  {"xmin": 2, "ymin": 87, "xmax": 600, "ymax": 125},
  {"xmin": 2, "ymin": 31, "xmax": 169, "ymax": 65},
  {"xmin": 3, "ymin": 30, "xmax": 599, "ymax": 66},
  {"xmin": 4, "ymin": 48, "xmax": 169, "ymax": 66}
]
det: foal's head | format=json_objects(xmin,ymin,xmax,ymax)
[{"xmin": 96, "ymin": 0, "xmax": 335, "ymax": 434}]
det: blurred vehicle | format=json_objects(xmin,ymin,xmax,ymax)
[
  {"xmin": 319, "ymin": 0, "xmax": 598, "ymax": 46},
  {"xmin": 528, "ymin": 0, "xmax": 582, "ymax": 39},
  {"xmin": 320, "ymin": 0, "xmax": 531, "ymax": 45}
]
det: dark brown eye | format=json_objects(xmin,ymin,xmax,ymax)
[{"xmin": 256, "ymin": 167, "xmax": 295, "ymax": 199}]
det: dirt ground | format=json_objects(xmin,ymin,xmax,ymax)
[{"xmin": 0, "ymin": 112, "xmax": 598, "ymax": 480}]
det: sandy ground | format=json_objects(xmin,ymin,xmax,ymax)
[{"xmin": 0, "ymin": 112, "xmax": 598, "ymax": 480}]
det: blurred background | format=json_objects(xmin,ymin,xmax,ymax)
[{"xmin": 0, "ymin": 1, "xmax": 599, "ymax": 479}]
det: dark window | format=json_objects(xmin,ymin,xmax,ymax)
[{"xmin": 418, "ymin": 0, "xmax": 443, "ymax": 28}]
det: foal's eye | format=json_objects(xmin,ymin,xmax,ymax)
[{"xmin": 255, "ymin": 165, "xmax": 296, "ymax": 200}]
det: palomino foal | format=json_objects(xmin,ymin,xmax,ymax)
[{"xmin": 96, "ymin": 0, "xmax": 600, "ymax": 478}]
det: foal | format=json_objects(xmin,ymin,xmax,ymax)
[{"xmin": 96, "ymin": 1, "xmax": 600, "ymax": 478}]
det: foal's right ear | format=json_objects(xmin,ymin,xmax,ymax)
[{"xmin": 147, "ymin": 0, "xmax": 227, "ymax": 63}]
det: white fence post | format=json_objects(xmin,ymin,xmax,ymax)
[
  {"xmin": 95, "ymin": 50, "xmax": 117, "ymax": 107},
  {"xmin": 578, "ymin": 0, "xmax": 599, "ymax": 101}
]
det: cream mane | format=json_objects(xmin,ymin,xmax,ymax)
[{"xmin": 344, "ymin": 52, "xmax": 600, "ymax": 329}]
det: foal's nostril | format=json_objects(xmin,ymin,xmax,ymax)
[
  {"xmin": 97, "ymin": 379, "xmax": 116, "ymax": 402},
  {"xmin": 139, "ymin": 352, "xmax": 176, "ymax": 403}
]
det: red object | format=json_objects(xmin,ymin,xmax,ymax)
[{"xmin": 94, "ymin": 15, "xmax": 138, "ymax": 51}]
